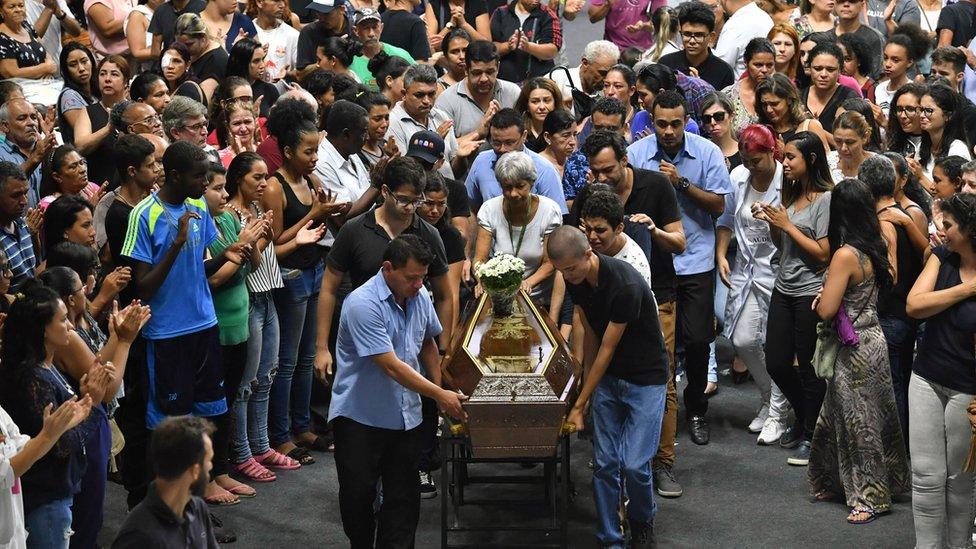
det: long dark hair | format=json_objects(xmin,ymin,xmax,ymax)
[
  {"xmin": 783, "ymin": 131, "xmax": 833, "ymax": 206},
  {"xmin": 59, "ymin": 42, "xmax": 98, "ymax": 103},
  {"xmin": 883, "ymin": 151, "xmax": 932, "ymax": 220},
  {"xmin": 226, "ymin": 38, "xmax": 264, "ymax": 83},
  {"xmin": 43, "ymin": 195, "xmax": 93, "ymax": 255},
  {"xmin": 940, "ymin": 192, "xmax": 976, "ymax": 251},
  {"xmin": 921, "ymin": 85, "xmax": 967, "ymax": 166},
  {"xmin": 828, "ymin": 178, "xmax": 893, "ymax": 290},
  {"xmin": 39, "ymin": 145, "xmax": 81, "ymax": 199},
  {"xmin": 886, "ymin": 83, "xmax": 926, "ymax": 156},
  {"xmin": 0, "ymin": 282, "xmax": 61, "ymax": 396},
  {"xmin": 226, "ymin": 151, "xmax": 266, "ymax": 200}
]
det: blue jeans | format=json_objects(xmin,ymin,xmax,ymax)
[
  {"xmin": 70, "ymin": 407, "xmax": 109, "ymax": 549},
  {"xmin": 26, "ymin": 497, "xmax": 72, "ymax": 549},
  {"xmin": 231, "ymin": 291, "xmax": 280, "ymax": 462},
  {"xmin": 592, "ymin": 375, "xmax": 667, "ymax": 548},
  {"xmin": 879, "ymin": 313, "xmax": 916, "ymax": 443},
  {"xmin": 270, "ymin": 262, "xmax": 322, "ymax": 447}
]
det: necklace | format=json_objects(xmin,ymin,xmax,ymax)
[{"xmin": 505, "ymin": 196, "xmax": 537, "ymax": 257}]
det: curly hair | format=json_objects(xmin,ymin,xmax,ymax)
[
  {"xmin": 939, "ymin": 192, "xmax": 976, "ymax": 251},
  {"xmin": 837, "ymin": 32, "xmax": 874, "ymax": 77}
]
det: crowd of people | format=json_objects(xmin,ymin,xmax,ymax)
[{"xmin": 1, "ymin": 0, "xmax": 976, "ymax": 546}]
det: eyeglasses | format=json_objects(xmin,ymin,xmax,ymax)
[
  {"xmin": 680, "ymin": 31, "xmax": 709, "ymax": 43},
  {"xmin": 701, "ymin": 112, "xmax": 727, "ymax": 124},
  {"xmin": 895, "ymin": 105, "xmax": 919, "ymax": 115},
  {"xmin": 183, "ymin": 121, "xmax": 208, "ymax": 133},
  {"xmin": 132, "ymin": 114, "xmax": 161, "ymax": 127},
  {"xmin": 919, "ymin": 107, "xmax": 937, "ymax": 117},
  {"xmin": 383, "ymin": 186, "xmax": 424, "ymax": 208}
]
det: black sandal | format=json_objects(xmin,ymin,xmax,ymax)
[
  {"xmin": 286, "ymin": 446, "xmax": 315, "ymax": 465},
  {"xmin": 295, "ymin": 435, "xmax": 331, "ymax": 452}
]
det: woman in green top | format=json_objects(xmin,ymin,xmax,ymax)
[{"xmin": 202, "ymin": 164, "xmax": 267, "ymax": 504}]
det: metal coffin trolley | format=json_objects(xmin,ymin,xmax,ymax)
[{"xmin": 439, "ymin": 291, "xmax": 581, "ymax": 548}]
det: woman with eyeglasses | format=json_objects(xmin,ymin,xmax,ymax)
[
  {"xmin": 756, "ymin": 73, "xmax": 832, "ymax": 151},
  {"xmin": 74, "ymin": 56, "xmax": 129, "ymax": 187},
  {"xmin": 721, "ymin": 37, "xmax": 777, "ymax": 139},
  {"xmin": 801, "ymin": 42, "xmax": 860, "ymax": 135},
  {"xmin": 474, "ymin": 151, "xmax": 563, "ymax": 308},
  {"xmin": 38, "ymin": 145, "xmax": 101, "ymax": 213},
  {"xmin": 913, "ymin": 86, "xmax": 972, "ymax": 185},
  {"xmin": 768, "ymin": 24, "xmax": 801, "ymax": 81},
  {"xmin": 886, "ymin": 82, "xmax": 927, "ymax": 158},
  {"xmin": 700, "ymin": 92, "xmax": 741, "ymax": 170}
]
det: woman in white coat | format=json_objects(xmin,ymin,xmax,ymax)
[{"xmin": 716, "ymin": 124, "xmax": 791, "ymax": 444}]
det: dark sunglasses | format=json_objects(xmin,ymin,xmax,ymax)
[{"xmin": 701, "ymin": 112, "xmax": 727, "ymax": 124}]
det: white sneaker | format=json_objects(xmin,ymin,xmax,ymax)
[
  {"xmin": 748, "ymin": 403, "xmax": 770, "ymax": 434},
  {"xmin": 757, "ymin": 417, "xmax": 786, "ymax": 445}
]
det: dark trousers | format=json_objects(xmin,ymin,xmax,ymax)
[
  {"xmin": 879, "ymin": 313, "xmax": 917, "ymax": 445},
  {"xmin": 333, "ymin": 416, "xmax": 421, "ymax": 549},
  {"xmin": 69, "ymin": 406, "xmax": 110, "ymax": 549},
  {"xmin": 418, "ymin": 396, "xmax": 440, "ymax": 472},
  {"xmin": 212, "ymin": 341, "xmax": 248, "ymax": 478},
  {"xmin": 676, "ymin": 271, "xmax": 715, "ymax": 418},
  {"xmin": 764, "ymin": 290, "xmax": 824, "ymax": 440},
  {"xmin": 116, "ymin": 336, "xmax": 150, "ymax": 509}
]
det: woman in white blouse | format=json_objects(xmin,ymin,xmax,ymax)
[{"xmin": 474, "ymin": 151, "xmax": 563, "ymax": 308}]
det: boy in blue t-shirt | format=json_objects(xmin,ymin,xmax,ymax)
[{"xmin": 121, "ymin": 141, "xmax": 245, "ymax": 430}]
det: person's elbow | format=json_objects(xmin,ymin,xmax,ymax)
[
  {"xmin": 708, "ymin": 200, "xmax": 725, "ymax": 218},
  {"xmin": 671, "ymin": 232, "xmax": 687, "ymax": 254},
  {"xmin": 905, "ymin": 295, "xmax": 926, "ymax": 319}
]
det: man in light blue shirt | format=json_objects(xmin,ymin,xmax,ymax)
[
  {"xmin": 627, "ymin": 90, "xmax": 731, "ymax": 447},
  {"xmin": 0, "ymin": 99, "xmax": 50, "ymax": 208},
  {"xmin": 465, "ymin": 108, "xmax": 568, "ymax": 216},
  {"xmin": 328, "ymin": 235, "xmax": 467, "ymax": 548}
]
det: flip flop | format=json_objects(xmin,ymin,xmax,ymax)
[
  {"xmin": 225, "ymin": 484, "xmax": 256, "ymax": 498},
  {"xmin": 847, "ymin": 507, "xmax": 883, "ymax": 525},
  {"xmin": 286, "ymin": 446, "xmax": 316, "ymax": 466},
  {"xmin": 204, "ymin": 487, "xmax": 240, "ymax": 507}
]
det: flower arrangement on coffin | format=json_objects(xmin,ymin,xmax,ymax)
[{"xmin": 475, "ymin": 254, "xmax": 526, "ymax": 317}]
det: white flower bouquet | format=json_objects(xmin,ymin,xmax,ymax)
[{"xmin": 476, "ymin": 254, "xmax": 526, "ymax": 294}]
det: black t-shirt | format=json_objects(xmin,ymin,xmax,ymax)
[
  {"xmin": 566, "ymin": 253, "xmax": 669, "ymax": 386},
  {"xmin": 429, "ymin": 0, "xmax": 488, "ymax": 30},
  {"xmin": 801, "ymin": 84, "xmax": 859, "ymax": 133},
  {"xmin": 381, "ymin": 9, "xmax": 432, "ymax": 61},
  {"xmin": 251, "ymin": 80, "xmax": 279, "ymax": 118},
  {"xmin": 913, "ymin": 246, "xmax": 976, "ymax": 394},
  {"xmin": 625, "ymin": 167, "xmax": 681, "ymax": 303},
  {"xmin": 191, "ymin": 47, "xmax": 228, "ymax": 84},
  {"xmin": 85, "ymin": 103, "xmax": 118, "ymax": 187},
  {"xmin": 327, "ymin": 209, "xmax": 449, "ymax": 288},
  {"xmin": 658, "ymin": 50, "xmax": 735, "ymax": 91},
  {"xmin": 296, "ymin": 20, "xmax": 348, "ymax": 69},
  {"xmin": 147, "ymin": 0, "xmax": 206, "ymax": 51},
  {"xmin": 438, "ymin": 222, "xmax": 467, "ymax": 264},
  {"xmin": 445, "ymin": 177, "xmax": 471, "ymax": 219},
  {"xmin": 936, "ymin": 1, "xmax": 976, "ymax": 47},
  {"xmin": 105, "ymin": 198, "xmax": 141, "ymax": 305},
  {"xmin": 960, "ymin": 96, "xmax": 976, "ymax": 154}
]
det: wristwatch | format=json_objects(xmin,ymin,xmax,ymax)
[
  {"xmin": 55, "ymin": 10, "xmax": 67, "ymax": 20},
  {"xmin": 677, "ymin": 177, "xmax": 691, "ymax": 192}
]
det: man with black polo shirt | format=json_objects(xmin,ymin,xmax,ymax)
[
  {"xmin": 659, "ymin": 2, "xmax": 734, "ymax": 91},
  {"xmin": 549, "ymin": 226, "xmax": 667, "ymax": 549},
  {"xmin": 578, "ymin": 129, "xmax": 686, "ymax": 499}
]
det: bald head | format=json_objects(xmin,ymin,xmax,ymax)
[{"xmin": 547, "ymin": 225, "xmax": 591, "ymax": 263}]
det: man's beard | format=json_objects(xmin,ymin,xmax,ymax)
[{"xmin": 190, "ymin": 465, "xmax": 208, "ymax": 497}]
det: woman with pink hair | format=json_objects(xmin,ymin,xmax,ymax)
[{"xmin": 716, "ymin": 124, "xmax": 792, "ymax": 444}]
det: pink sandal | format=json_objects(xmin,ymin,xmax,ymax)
[
  {"xmin": 233, "ymin": 457, "xmax": 277, "ymax": 482},
  {"xmin": 253, "ymin": 449, "xmax": 302, "ymax": 470}
]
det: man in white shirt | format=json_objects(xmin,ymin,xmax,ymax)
[
  {"xmin": 548, "ymin": 39, "xmax": 619, "ymax": 113},
  {"xmin": 314, "ymin": 99, "xmax": 374, "ymax": 246},
  {"xmin": 26, "ymin": 0, "xmax": 82, "ymax": 78},
  {"xmin": 712, "ymin": 0, "xmax": 773, "ymax": 78}
]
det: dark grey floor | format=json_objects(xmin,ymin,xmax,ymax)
[{"xmin": 96, "ymin": 369, "xmax": 917, "ymax": 548}]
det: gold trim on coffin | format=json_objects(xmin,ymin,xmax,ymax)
[{"xmin": 460, "ymin": 290, "xmax": 557, "ymax": 377}]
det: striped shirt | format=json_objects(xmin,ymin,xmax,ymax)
[
  {"xmin": 0, "ymin": 218, "xmax": 36, "ymax": 289},
  {"xmin": 226, "ymin": 204, "xmax": 283, "ymax": 293}
]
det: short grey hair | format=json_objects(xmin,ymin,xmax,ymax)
[
  {"xmin": 111, "ymin": 99, "xmax": 134, "ymax": 133},
  {"xmin": 582, "ymin": 40, "xmax": 620, "ymax": 64},
  {"xmin": 403, "ymin": 64, "xmax": 438, "ymax": 90},
  {"xmin": 162, "ymin": 96, "xmax": 207, "ymax": 138},
  {"xmin": 962, "ymin": 160, "xmax": 976, "ymax": 174},
  {"xmin": 0, "ymin": 102, "xmax": 9, "ymax": 125},
  {"xmin": 494, "ymin": 151, "xmax": 536, "ymax": 185},
  {"xmin": 858, "ymin": 155, "xmax": 896, "ymax": 199}
]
